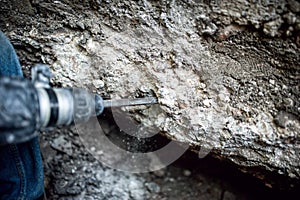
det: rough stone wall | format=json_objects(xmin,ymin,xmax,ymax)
[{"xmin": 0, "ymin": 0, "xmax": 299, "ymax": 187}]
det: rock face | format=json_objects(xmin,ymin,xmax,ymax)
[{"xmin": 0, "ymin": 0, "xmax": 299, "ymax": 186}]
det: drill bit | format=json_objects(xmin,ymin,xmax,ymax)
[{"xmin": 103, "ymin": 97, "xmax": 158, "ymax": 108}]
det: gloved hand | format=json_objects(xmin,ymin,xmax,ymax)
[{"xmin": 0, "ymin": 76, "xmax": 40, "ymax": 144}]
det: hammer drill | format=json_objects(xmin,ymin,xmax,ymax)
[{"xmin": 0, "ymin": 65, "xmax": 157, "ymax": 144}]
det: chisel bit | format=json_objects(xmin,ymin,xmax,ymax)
[{"xmin": 103, "ymin": 97, "xmax": 158, "ymax": 108}]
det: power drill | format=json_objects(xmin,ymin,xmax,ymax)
[{"xmin": 0, "ymin": 65, "xmax": 157, "ymax": 145}]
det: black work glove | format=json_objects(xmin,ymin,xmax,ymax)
[{"xmin": 0, "ymin": 77, "xmax": 40, "ymax": 145}]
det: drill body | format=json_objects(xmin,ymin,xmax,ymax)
[{"xmin": 0, "ymin": 65, "xmax": 104, "ymax": 144}]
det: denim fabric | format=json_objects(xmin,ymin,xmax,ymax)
[{"xmin": 0, "ymin": 31, "xmax": 44, "ymax": 200}]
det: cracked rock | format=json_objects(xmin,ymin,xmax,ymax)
[{"xmin": 1, "ymin": 0, "xmax": 299, "ymax": 190}]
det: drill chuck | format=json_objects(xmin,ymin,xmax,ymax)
[{"xmin": 36, "ymin": 88, "xmax": 103, "ymax": 128}]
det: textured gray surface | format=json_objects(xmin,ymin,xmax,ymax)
[{"xmin": 0, "ymin": 0, "xmax": 299, "ymax": 188}]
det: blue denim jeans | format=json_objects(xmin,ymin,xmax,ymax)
[{"xmin": 0, "ymin": 31, "xmax": 44, "ymax": 199}]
